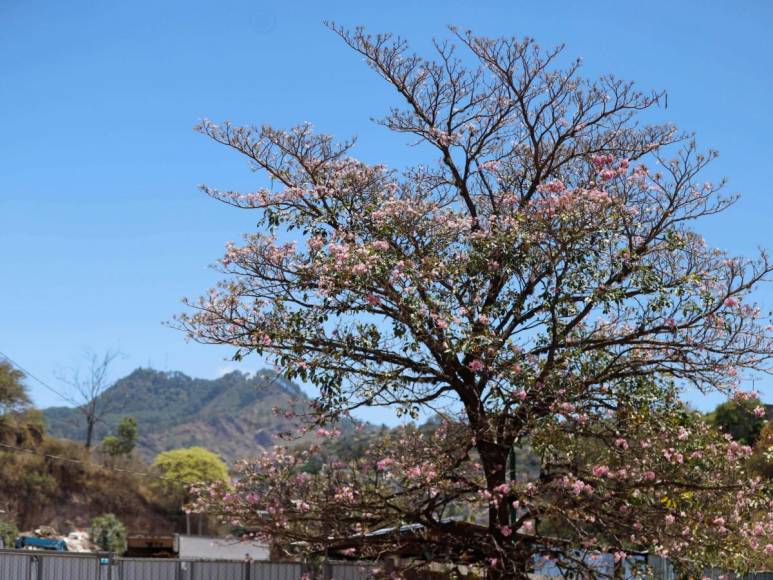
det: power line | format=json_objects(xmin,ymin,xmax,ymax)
[
  {"xmin": 0, "ymin": 350, "xmax": 80, "ymax": 407},
  {"xmin": 0, "ymin": 352, "xmax": 175, "ymax": 482},
  {"xmin": 0, "ymin": 441, "xmax": 173, "ymax": 482},
  {"xmin": 0, "ymin": 352, "xmax": 217, "ymax": 485}
]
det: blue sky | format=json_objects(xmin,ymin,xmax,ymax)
[{"xmin": 1, "ymin": 0, "xmax": 771, "ymax": 423}]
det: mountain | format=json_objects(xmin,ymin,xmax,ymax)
[{"xmin": 43, "ymin": 368, "xmax": 309, "ymax": 463}]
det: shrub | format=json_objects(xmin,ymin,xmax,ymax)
[
  {"xmin": 0, "ymin": 518, "xmax": 18, "ymax": 549},
  {"xmin": 102, "ymin": 416, "xmax": 138, "ymax": 457},
  {"xmin": 89, "ymin": 513, "xmax": 127, "ymax": 554}
]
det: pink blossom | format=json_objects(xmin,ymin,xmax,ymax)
[
  {"xmin": 643, "ymin": 471, "xmax": 656, "ymax": 481},
  {"xmin": 591, "ymin": 154, "xmax": 615, "ymax": 169},
  {"xmin": 592, "ymin": 465, "xmax": 609, "ymax": 478},
  {"xmin": 599, "ymin": 169, "xmax": 617, "ymax": 181},
  {"xmin": 723, "ymin": 297, "xmax": 739, "ymax": 307},
  {"xmin": 499, "ymin": 525, "xmax": 513, "ymax": 537},
  {"xmin": 428, "ymin": 127, "xmax": 458, "ymax": 147},
  {"xmin": 571, "ymin": 479, "xmax": 586, "ymax": 495},
  {"xmin": 764, "ymin": 544, "xmax": 773, "ymax": 555},
  {"xmin": 753, "ymin": 406, "xmax": 766, "ymax": 418},
  {"xmin": 293, "ymin": 499, "xmax": 310, "ymax": 512},
  {"xmin": 516, "ymin": 390, "xmax": 527, "ymax": 402},
  {"xmin": 541, "ymin": 179, "xmax": 566, "ymax": 193},
  {"xmin": 376, "ymin": 458, "xmax": 395, "ymax": 471},
  {"xmin": 615, "ymin": 438, "xmax": 629, "ymax": 450},
  {"xmin": 406, "ymin": 466, "xmax": 422, "ymax": 479},
  {"xmin": 468, "ymin": 359, "xmax": 485, "ymax": 372},
  {"xmin": 366, "ymin": 294, "xmax": 381, "ymax": 306}
]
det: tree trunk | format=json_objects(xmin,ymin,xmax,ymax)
[
  {"xmin": 478, "ymin": 439, "xmax": 509, "ymax": 527},
  {"xmin": 85, "ymin": 417, "xmax": 94, "ymax": 449},
  {"xmin": 478, "ymin": 439, "xmax": 532, "ymax": 579}
]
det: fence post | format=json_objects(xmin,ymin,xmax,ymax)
[
  {"xmin": 97, "ymin": 551, "xmax": 113, "ymax": 580},
  {"xmin": 34, "ymin": 554, "xmax": 42, "ymax": 580},
  {"xmin": 244, "ymin": 560, "xmax": 251, "ymax": 580},
  {"xmin": 323, "ymin": 558, "xmax": 333, "ymax": 580},
  {"xmin": 28, "ymin": 554, "xmax": 37, "ymax": 580}
]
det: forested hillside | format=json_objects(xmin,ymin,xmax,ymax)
[{"xmin": 43, "ymin": 369, "xmax": 308, "ymax": 463}]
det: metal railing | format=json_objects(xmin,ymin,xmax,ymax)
[
  {"xmin": 0, "ymin": 550, "xmax": 375, "ymax": 580},
  {"xmin": 2, "ymin": 549, "xmax": 771, "ymax": 579}
]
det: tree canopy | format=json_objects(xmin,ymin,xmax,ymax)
[
  {"xmin": 707, "ymin": 399, "xmax": 768, "ymax": 445},
  {"xmin": 89, "ymin": 513, "xmax": 127, "ymax": 554},
  {"xmin": 153, "ymin": 447, "xmax": 228, "ymax": 500},
  {"xmin": 0, "ymin": 360, "xmax": 31, "ymax": 416},
  {"xmin": 0, "ymin": 360, "xmax": 43, "ymax": 448},
  {"xmin": 751, "ymin": 420, "xmax": 773, "ymax": 480},
  {"xmin": 180, "ymin": 26, "xmax": 773, "ymax": 578},
  {"xmin": 101, "ymin": 416, "xmax": 138, "ymax": 457}
]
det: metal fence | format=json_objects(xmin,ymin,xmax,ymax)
[
  {"xmin": 0, "ymin": 550, "xmax": 374, "ymax": 580},
  {"xmin": 2, "ymin": 550, "xmax": 771, "ymax": 580}
]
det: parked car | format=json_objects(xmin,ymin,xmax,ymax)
[{"xmin": 14, "ymin": 536, "xmax": 69, "ymax": 551}]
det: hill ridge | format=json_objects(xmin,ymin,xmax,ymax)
[{"xmin": 43, "ymin": 367, "xmax": 307, "ymax": 463}]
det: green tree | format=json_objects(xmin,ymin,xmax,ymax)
[
  {"xmin": 750, "ymin": 420, "xmax": 773, "ymax": 479},
  {"xmin": 0, "ymin": 360, "xmax": 43, "ymax": 447},
  {"xmin": 153, "ymin": 447, "xmax": 228, "ymax": 499},
  {"xmin": 0, "ymin": 518, "xmax": 18, "ymax": 549},
  {"xmin": 0, "ymin": 360, "xmax": 30, "ymax": 415},
  {"xmin": 89, "ymin": 513, "xmax": 127, "ymax": 554},
  {"xmin": 707, "ymin": 399, "xmax": 766, "ymax": 445},
  {"xmin": 101, "ymin": 416, "xmax": 137, "ymax": 457}
]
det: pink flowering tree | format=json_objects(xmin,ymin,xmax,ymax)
[{"xmin": 178, "ymin": 27, "xmax": 773, "ymax": 577}]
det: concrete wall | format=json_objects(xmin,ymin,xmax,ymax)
[{"xmin": 174, "ymin": 535, "xmax": 269, "ymax": 561}]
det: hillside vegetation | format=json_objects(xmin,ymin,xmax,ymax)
[
  {"xmin": 0, "ymin": 362, "xmax": 173, "ymax": 532},
  {"xmin": 44, "ymin": 369, "xmax": 307, "ymax": 463}
]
